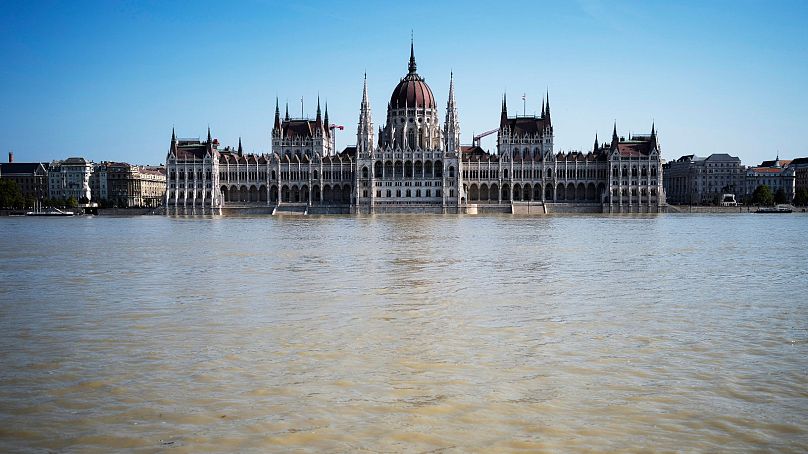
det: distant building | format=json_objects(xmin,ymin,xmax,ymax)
[
  {"xmin": 91, "ymin": 162, "xmax": 166, "ymax": 207},
  {"xmin": 48, "ymin": 157, "xmax": 94, "ymax": 201},
  {"xmin": 791, "ymin": 157, "xmax": 808, "ymax": 195},
  {"xmin": 0, "ymin": 159, "xmax": 50, "ymax": 201},
  {"xmin": 745, "ymin": 157, "xmax": 795, "ymax": 202},
  {"xmin": 663, "ymin": 153, "xmax": 744, "ymax": 204}
]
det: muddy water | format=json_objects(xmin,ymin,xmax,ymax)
[{"xmin": 0, "ymin": 214, "xmax": 806, "ymax": 452}]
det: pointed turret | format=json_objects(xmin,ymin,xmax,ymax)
[
  {"xmin": 541, "ymin": 97, "xmax": 545, "ymax": 118},
  {"xmin": 169, "ymin": 128, "xmax": 178, "ymax": 156},
  {"xmin": 324, "ymin": 101, "xmax": 330, "ymax": 137},
  {"xmin": 357, "ymin": 72, "xmax": 374, "ymax": 154},
  {"xmin": 273, "ymin": 97, "xmax": 281, "ymax": 132},
  {"xmin": 594, "ymin": 133, "xmax": 599, "ymax": 151},
  {"xmin": 284, "ymin": 102, "xmax": 290, "ymax": 121},
  {"xmin": 612, "ymin": 122, "xmax": 619, "ymax": 147},
  {"xmin": 408, "ymin": 37, "xmax": 417, "ymax": 74},
  {"xmin": 315, "ymin": 96, "xmax": 323, "ymax": 131},
  {"xmin": 544, "ymin": 89, "xmax": 551, "ymax": 125},
  {"xmin": 500, "ymin": 93, "xmax": 508, "ymax": 127},
  {"xmin": 206, "ymin": 126, "xmax": 213, "ymax": 154},
  {"xmin": 444, "ymin": 72, "xmax": 460, "ymax": 153},
  {"xmin": 237, "ymin": 137, "xmax": 243, "ymax": 156}
]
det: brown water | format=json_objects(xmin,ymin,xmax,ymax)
[{"xmin": 1, "ymin": 214, "xmax": 806, "ymax": 452}]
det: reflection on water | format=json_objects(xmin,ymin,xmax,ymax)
[{"xmin": 1, "ymin": 214, "xmax": 807, "ymax": 451}]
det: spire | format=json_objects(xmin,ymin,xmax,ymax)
[
  {"xmin": 612, "ymin": 122, "xmax": 619, "ymax": 147},
  {"xmin": 169, "ymin": 128, "xmax": 178, "ymax": 155},
  {"xmin": 284, "ymin": 102, "xmax": 290, "ymax": 121},
  {"xmin": 541, "ymin": 97, "xmax": 545, "ymax": 117},
  {"xmin": 500, "ymin": 93, "xmax": 508, "ymax": 127},
  {"xmin": 544, "ymin": 89, "xmax": 551, "ymax": 123},
  {"xmin": 357, "ymin": 73, "xmax": 374, "ymax": 153},
  {"xmin": 237, "ymin": 137, "xmax": 243, "ymax": 156},
  {"xmin": 445, "ymin": 72, "xmax": 460, "ymax": 153},
  {"xmin": 447, "ymin": 72, "xmax": 456, "ymax": 109},
  {"xmin": 408, "ymin": 35, "xmax": 417, "ymax": 74},
  {"xmin": 594, "ymin": 133, "xmax": 599, "ymax": 151},
  {"xmin": 315, "ymin": 96, "xmax": 322, "ymax": 130},
  {"xmin": 324, "ymin": 101, "xmax": 329, "ymax": 137},
  {"xmin": 273, "ymin": 97, "xmax": 281, "ymax": 131},
  {"xmin": 207, "ymin": 126, "xmax": 211, "ymax": 143}
]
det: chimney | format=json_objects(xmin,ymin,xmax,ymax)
[{"xmin": 8, "ymin": 151, "xmax": 13, "ymax": 163}]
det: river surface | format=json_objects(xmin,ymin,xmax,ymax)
[{"xmin": 0, "ymin": 214, "xmax": 806, "ymax": 452}]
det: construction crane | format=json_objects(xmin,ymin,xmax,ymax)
[
  {"xmin": 329, "ymin": 124, "xmax": 344, "ymax": 155},
  {"xmin": 473, "ymin": 128, "xmax": 498, "ymax": 147}
]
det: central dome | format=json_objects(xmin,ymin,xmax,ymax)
[{"xmin": 389, "ymin": 43, "xmax": 436, "ymax": 109}]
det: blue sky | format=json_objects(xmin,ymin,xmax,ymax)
[{"xmin": 1, "ymin": 0, "xmax": 806, "ymax": 166}]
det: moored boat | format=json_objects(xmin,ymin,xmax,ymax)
[
  {"xmin": 26, "ymin": 208, "xmax": 75, "ymax": 216},
  {"xmin": 755, "ymin": 205, "xmax": 792, "ymax": 214}
]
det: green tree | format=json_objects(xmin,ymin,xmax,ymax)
[
  {"xmin": 66, "ymin": 196, "xmax": 78, "ymax": 208},
  {"xmin": 752, "ymin": 185, "xmax": 774, "ymax": 206},
  {"xmin": 794, "ymin": 188, "xmax": 808, "ymax": 206},
  {"xmin": 774, "ymin": 188, "xmax": 787, "ymax": 205},
  {"xmin": 0, "ymin": 180, "xmax": 24, "ymax": 208}
]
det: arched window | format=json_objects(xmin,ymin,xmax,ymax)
[{"xmin": 362, "ymin": 166, "xmax": 369, "ymax": 178}]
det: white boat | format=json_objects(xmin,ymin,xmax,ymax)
[{"xmin": 26, "ymin": 208, "xmax": 75, "ymax": 216}]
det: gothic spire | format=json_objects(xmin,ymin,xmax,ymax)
[
  {"xmin": 445, "ymin": 72, "xmax": 460, "ymax": 152},
  {"xmin": 237, "ymin": 137, "xmax": 243, "ymax": 156},
  {"xmin": 207, "ymin": 126, "xmax": 211, "ymax": 143},
  {"xmin": 284, "ymin": 102, "xmax": 289, "ymax": 121},
  {"xmin": 324, "ymin": 101, "xmax": 329, "ymax": 137},
  {"xmin": 408, "ymin": 36, "xmax": 417, "ymax": 74},
  {"xmin": 545, "ymin": 89, "xmax": 551, "ymax": 124},
  {"xmin": 612, "ymin": 122, "xmax": 619, "ymax": 146},
  {"xmin": 171, "ymin": 127, "xmax": 176, "ymax": 143},
  {"xmin": 541, "ymin": 97, "xmax": 546, "ymax": 117},
  {"xmin": 357, "ymin": 72, "xmax": 374, "ymax": 153},
  {"xmin": 500, "ymin": 93, "xmax": 508, "ymax": 127},
  {"xmin": 594, "ymin": 133, "xmax": 599, "ymax": 151},
  {"xmin": 315, "ymin": 96, "xmax": 322, "ymax": 130},
  {"xmin": 273, "ymin": 97, "xmax": 281, "ymax": 131}
]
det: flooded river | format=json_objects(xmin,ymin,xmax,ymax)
[{"xmin": 0, "ymin": 214, "xmax": 806, "ymax": 452}]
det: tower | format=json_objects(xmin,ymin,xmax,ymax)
[
  {"xmin": 444, "ymin": 72, "xmax": 460, "ymax": 153},
  {"xmin": 357, "ymin": 73, "xmax": 374, "ymax": 154}
]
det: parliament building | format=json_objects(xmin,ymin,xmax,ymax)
[{"xmin": 165, "ymin": 43, "xmax": 665, "ymax": 215}]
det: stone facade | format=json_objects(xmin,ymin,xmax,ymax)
[
  {"xmin": 165, "ymin": 42, "xmax": 665, "ymax": 215},
  {"xmin": 663, "ymin": 153, "xmax": 744, "ymax": 204},
  {"xmin": 744, "ymin": 158, "xmax": 795, "ymax": 202},
  {"xmin": 49, "ymin": 157, "xmax": 93, "ymax": 201}
]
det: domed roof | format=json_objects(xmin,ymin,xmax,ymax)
[{"xmin": 389, "ymin": 43, "xmax": 436, "ymax": 109}]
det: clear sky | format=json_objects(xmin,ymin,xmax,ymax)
[{"xmin": 1, "ymin": 0, "xmax": 807, "ymax": 166}]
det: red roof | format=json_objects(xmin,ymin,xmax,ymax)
[{"xmin": 390, "ymin": 73, "xmax": 435, "ymax": 109}]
